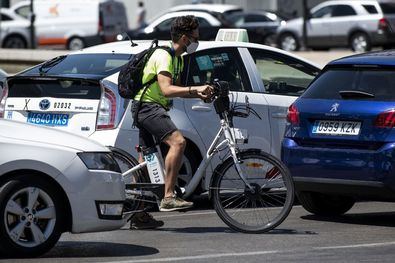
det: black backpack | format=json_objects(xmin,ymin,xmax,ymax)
[{"xmin": 118, "ymin": 39, "xmax": 172, "ymax": 99}]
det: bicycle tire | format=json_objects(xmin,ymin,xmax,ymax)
[
  {"xmin": 109, "ymin": 147, "xmax": 150, "ymax": 212},
  {"xmin": 210, "ymin": 149, "xmax": 294, "ymax": 233}
]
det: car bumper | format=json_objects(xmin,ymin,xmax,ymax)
[
  {"xmin": 370, "ymin": 31, "xmax": 395, "ymax": 46},
  {"xmin": 282, "ymin": 138, "xmax": 395, "ymax": 200},
  {"xmin": 59, "ymin": 157, "xmax": 127, "ymax": 233}
]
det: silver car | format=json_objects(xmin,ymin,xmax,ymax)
[
  {"xmin": 0, "ymin": 119, "xmax": 125, "ymax": 257},
  {"xmin": 277, "ymin": 0, "xmax": 394, "ymax": 52},
  {"xmin": 0, "ymin": 8, "xmax": 31, "ymax": 49}
]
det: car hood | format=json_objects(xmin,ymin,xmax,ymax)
[{"xmin": 0, "ymin": 119, "xmax": 108, "ymax": 152}]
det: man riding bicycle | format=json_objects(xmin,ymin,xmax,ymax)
[{"xmin": 130, "ymin": 15, "xmax": 214, "ymax": 229}]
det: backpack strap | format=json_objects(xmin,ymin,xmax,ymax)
[{"xmin": 132, "ymin": 43, "xmax": 174, "ymax": 127}]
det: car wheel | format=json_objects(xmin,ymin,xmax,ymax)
[
  {"xmin": 263, "ymin": 34, "xmax": 276, "ymax": 47},
  {"xmin": 350, "ymin": 32, "xmax": 371, "ymax": 52},
  {"xmin": 0, "ymin": 177, "xmax": 64, "ymax": 257},
  {"xmin": 67, "ymin": 37, "xmax": 85, "ymax": 50},
  {"xmin": 279, "ymin": 33, "xmax": 300, "ymax": 51},
  {"xmin": 3, "ymin": 35, "xmax": 27, "ymax": 49},
  {"xmin": 297, "ymin": 191, "xmax": 355, "ymax": 216}
]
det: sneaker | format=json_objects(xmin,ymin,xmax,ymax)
[
  {"xmin": 159, "ymin": 196, "xmax": 194, "ymax": 212},
  {"xmin": 129, "ymin": 212, "xmax": 164, "ymax": 230}
]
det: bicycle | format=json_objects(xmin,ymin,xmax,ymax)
[{"xmin": 113, "ymin": 80, "xmax": 295, "ymax": 233}]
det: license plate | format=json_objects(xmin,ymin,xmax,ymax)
[
  {"xmin": 312, "ymin": 120, "xmax": 361, "ymax": 136},
  {"xmin": 27, "ymin": 112, "xmax": 69, "ymax": 126}
]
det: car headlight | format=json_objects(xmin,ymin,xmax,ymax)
[{"xmin": 78, "ymin": 152, "xmax": 121, "ymax": 173}]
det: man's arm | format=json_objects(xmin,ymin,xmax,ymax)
[{"xmin": 157, "ymin": 71, "xmax": 212, "ymax": 99}]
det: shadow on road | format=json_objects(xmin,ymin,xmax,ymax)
[
  {"xmin": 41, "ymin": 241, "xmax": 159, "ymax": 258},
  {"xmin": 155, "ymin": 227, "xmax": 316, "ymax": 235},
  {"xmin": 301, "ymin": 211, "xmax": 395, "ymax": 227}
]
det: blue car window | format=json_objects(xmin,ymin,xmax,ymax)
[
  {"xmin": 182, "ymin": 48, "xmax": 252, "ymax": 92},
  {"xmin": 303, "ymin": 68, "xmax": 395, "ymax": 101},
  {"xmin": 21, "ymin": 54, "xmax": 131, "ymax": 77},
  {"xmin": 249, "ymin": 48, "xmax": 319, "ymax": 96}
]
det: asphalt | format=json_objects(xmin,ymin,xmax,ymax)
[{"xmin": 3, "ymin": 201, "xmax": 395, "ymax": 262}]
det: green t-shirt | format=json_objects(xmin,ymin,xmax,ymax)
[{"xmin": 134, "ymin": 46, "xmax": 183, "ymax": 109}]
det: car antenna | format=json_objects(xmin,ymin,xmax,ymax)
[{"xmin": 124, "ymin": 33, "xmax": 138, "ymax": 47}]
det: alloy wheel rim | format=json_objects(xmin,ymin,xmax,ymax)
[
  {"xmin": 282, "ymin": 36, "xmax": 296, "ymax": 51},
  {"xmin": 352, "ymin": 36, "xmax": 367, "ymax": 52},
  {"xmin": 4, "ymin": 187, "xmax": 56, "ymax": 248}
]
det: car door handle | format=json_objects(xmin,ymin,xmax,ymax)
[
  {"xmin": 272, "ymin": 113, "xmax": 287, "ymax": 118},
  {"xmin": 191, "ymin": 105, "xmax": 212, "ymax": 112}
]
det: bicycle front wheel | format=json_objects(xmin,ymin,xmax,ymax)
[
  {"xmin": 109, "ymin": 147, "xmax": 150, "ymax": 212},
  {"xmin": 210, "ymin": 149, "xmax": 294, "ymax": 233}
]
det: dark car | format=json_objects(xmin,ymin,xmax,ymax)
[
  {"xmin": 227, "ymin": 11, "xmax": 285, "ymax": 46},
  {"xmin": 282, "ymin": 50, "xmax": 395, "ymax": 216},
  {"xmin": 125, "ymin": 11, "xmax": 227, "ymax": 41}
]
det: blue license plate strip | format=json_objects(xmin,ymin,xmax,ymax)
[{"xmin": 27, "ymin": 112, "xmax": 69, "ymax": 126}]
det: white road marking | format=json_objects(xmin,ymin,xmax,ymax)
[
  {"xmin": 315, "ymin": 241, "xmax": 395, "ymax": 250},
  {"xmin": 105, "ymin": 250, "xmax": 279, "ymax": 263},
  {"xmin": 104, "ymin": 241, "xmax": 395, "ymax": 263}
]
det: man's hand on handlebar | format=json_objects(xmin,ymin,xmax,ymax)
[{"xmin": 192, "ymin": 85, "xmax": 214, "ymax": 101}]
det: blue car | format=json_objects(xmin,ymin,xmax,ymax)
[{"xmin": 282, "ymin": 50, "xmax": 395, "ymax": 216}]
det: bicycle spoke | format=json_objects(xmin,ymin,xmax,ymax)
[{"xmin": 211, "ymin": 151, "xmax": 294, "ymax": 233}]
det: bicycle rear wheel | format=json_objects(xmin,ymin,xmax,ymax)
[
  {"xmin": 210, "ymin": 149, "xmax": 294, "ymax": 233},
  {"xmin": 109, "ymin": 147, "xmax": 150, "ymax": 212}
]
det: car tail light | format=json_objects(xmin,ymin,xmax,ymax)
[
  {"xmin": 379, "ymin": 18, "xmax": 389, "ymax": 31},
  {"xmin": 0, "ymin": 83, "xmax": 9, "ymax": 118},
  {"xmin": 96, "ymin": 83, "xmax": 117, "ymax": 130},
  {"xmin": 287, "ymin": 103, "xmax": 299, "ymax": 125},
  {"xmin": 374, "ymin": 109, "xmax": 395, "ymax": 128}
]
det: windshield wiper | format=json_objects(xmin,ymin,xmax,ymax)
[
  {"xmin": 339, "ymin": 90, "xmax": 375, "ymax": 99},
  {"xmin": 38, "ymin": 55, "xmax": 67, "ymax": 74}
]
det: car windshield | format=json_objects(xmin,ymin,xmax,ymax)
[
  {"xmin": 302, "ymin": 68, "xmax": 395, "ymax": 101},
  {"xmin": 21, "ymin": 53, "xmax": 131, "ymax": 76}
]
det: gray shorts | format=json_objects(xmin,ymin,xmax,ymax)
[{"xmin": 131, "ymin": 101, "xmax": 178, "ymax": 148}]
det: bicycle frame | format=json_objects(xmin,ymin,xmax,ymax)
[{"xmin": 122, "ymin": 116, "xmax": 253, "ymax": 199}]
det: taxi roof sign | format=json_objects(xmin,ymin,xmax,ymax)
[{"xmin": 215, "ymin": 29, "xmax": 249, "ymax": 42}]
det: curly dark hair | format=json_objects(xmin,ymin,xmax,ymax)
[{"xmin": 170, "ymin": 15, "xmax": 199, "ymax": 42}]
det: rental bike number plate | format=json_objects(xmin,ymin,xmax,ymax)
[{"xmin": 312, "ymin": 120, "xmax": 361, "ymax": 136}]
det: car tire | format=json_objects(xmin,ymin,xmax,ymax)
[
  {"xmin": 0, "ymin": 176, "xmax": 64, "ymax": 258},
  {"xmin": 3, "ymin": 35, "xmax": 27, "ymax": 49},
  {"xmin": 263, "ymin": 34, "xmax": 276, "ymax": 47},
  {"xmin": 279, "ymin": 33, "xmax": 300, "ymax": 51},
  {"xmin": 297, "ymin": 191, "xmax": 355, "ymax": 216},
  {"xmin": 67, "ymin": 37, "xmax": 85, "ymax": 50},
  {"xmin": 350, "ymin": 32, "xmax": 371, "ymax": 52}
]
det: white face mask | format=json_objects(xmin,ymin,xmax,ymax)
[{"xmin": 186, "ymin": 39, "xmax": 199, "ymax": 54}]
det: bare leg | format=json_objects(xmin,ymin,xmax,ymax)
[{"xmin": 163, "ymin": 130, "xmax": 186, "ymax": 198}]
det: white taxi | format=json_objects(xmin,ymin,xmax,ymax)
[{"xmin": 0, "ymin": 33, "xmax": 320, "ymax": 194}]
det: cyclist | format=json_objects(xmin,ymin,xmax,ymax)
[{"xmin": 130, "ymin": 15, "xmax": 214, "ymax": 229}]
